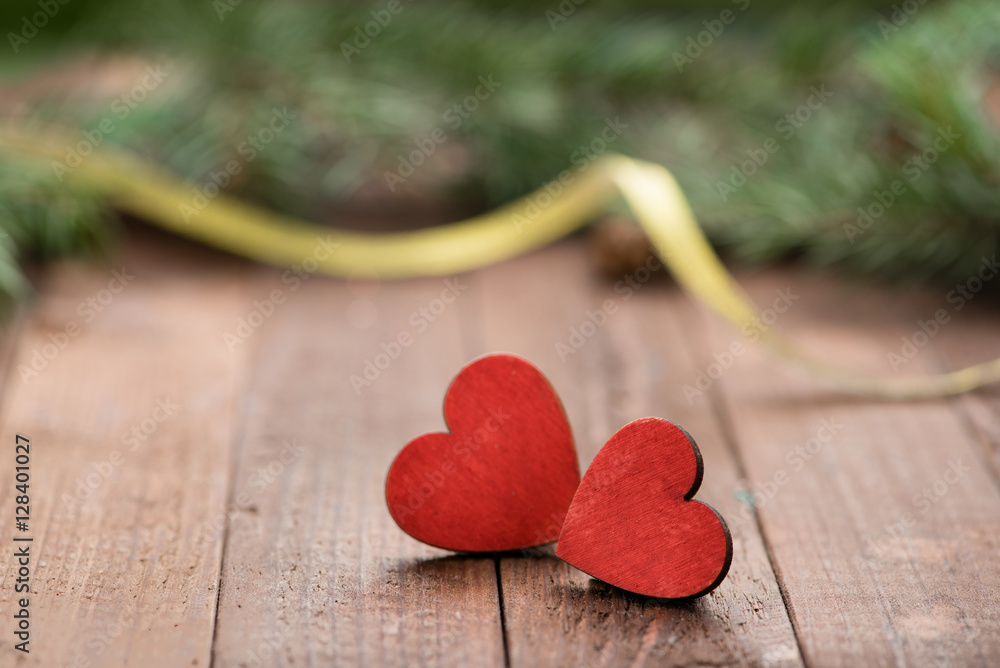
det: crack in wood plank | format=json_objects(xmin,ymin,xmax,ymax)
[
  {"xmin": 210, "ymin": 268, "xmax": 505, "ymax": 667},
  {"xmin": 470, "ymin": 242, "xmax": 802, "ymax": 667},
  {"xmin": 698, "ymin": 268, "xmax": 1000, "ymax": 667}
]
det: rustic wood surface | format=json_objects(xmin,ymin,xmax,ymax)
[{"xmin": 1, "ymin": 230, "xmax": 999, "ymax": 667}]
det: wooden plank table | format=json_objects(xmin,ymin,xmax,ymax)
[{"xmin": 0, "ymin": 229, "xmax": 998, "ymax": 667}]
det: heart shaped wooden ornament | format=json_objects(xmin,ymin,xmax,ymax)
[
  {"xmin": 386, "ymin": 354, "xmax": 580, "ymax": 552},
  {"xmin": 556, "ymin": 418, "xmax": 732, "ymax": 598}
]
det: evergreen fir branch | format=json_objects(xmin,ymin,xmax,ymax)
[{"xmin": 1, "ymin": 0, "xmax": 999, "ymax": 301}]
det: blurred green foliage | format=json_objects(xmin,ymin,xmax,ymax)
[{"xmin": 0, "ymin": 0, "xmax": 998, "ymax": 298}]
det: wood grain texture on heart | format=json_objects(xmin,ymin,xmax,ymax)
[
  {"xmin": 556, "ymin": 417, "xmax": 733, "ymax": 598},
  {"xmin": 386, "ymin": 353, "xmax": 581, "ymax": 552}
]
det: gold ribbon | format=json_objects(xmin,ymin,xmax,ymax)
[{"xmin": 3, "ymin": 127, "xmax": 999, "ymax": 398}]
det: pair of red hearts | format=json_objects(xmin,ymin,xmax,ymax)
[{"xmin": 385, "ymin": 354, "xmax": 732, "ymax": 599}]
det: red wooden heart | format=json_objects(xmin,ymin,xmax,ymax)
[
  {"xmin": 556, "ymin": 418, "xmax": 732, "ymax": 598},
  {"xmin": 386, "ymin": 354, "xmax": 580, "ymax": 552}
]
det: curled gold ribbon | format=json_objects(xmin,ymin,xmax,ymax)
[{"xmin": 3, "ymin": 127, "xmax": 999, "ymax": 398}]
